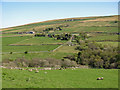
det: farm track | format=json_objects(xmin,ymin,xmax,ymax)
[
  {"xmin": 52, "ymin": 44, "xmax": 63, "ymax": 52},
  {"xmin": 52, "ymin": 35, "xmax": 74, "ymax": 52}
]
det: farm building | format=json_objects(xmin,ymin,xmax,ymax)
[
  {"xmin": 28, "ymin": 31, "xmax": 35, "ymax": 34},
  {"xmin": 18, "ymin": 31, "xmax": 35, "ymax": 34}
]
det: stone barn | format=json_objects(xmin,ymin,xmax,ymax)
[{"xmin": 28, "ymin": 31, "xmax": 35, "ymax": 34}]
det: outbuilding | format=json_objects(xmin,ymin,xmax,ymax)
[{"xmin": 28, "ymin": 31, "xmax": 35, "ymax": 34}]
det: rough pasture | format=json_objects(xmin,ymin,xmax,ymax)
[{"xmin": 2, "ymin": 68, "xmax": 118, "ymax": 88}]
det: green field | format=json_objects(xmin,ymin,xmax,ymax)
[
  {"xmin": 2, "ymin": 68, "xmax": 118, "ymax": 88},
  {"xmin": 97, "ymin": 42, "xmax": 118, "ymax": 47},
  {"xmin": 3, "ymin": 45, "xmax": 59, "ymax": 52},
  {"xmin": 10, "ymin": 37, "xmax": 66, "ymax": 45},
  {"xmin": 88, "ymin": 35, "xmax": 118, "ymax": 41},
  {"xmin": 2, "ymin": 36, "xmax": 66, "ymax": 52},
  {"xmin": 2, "ymin": 52, "xmax": 74, "ymax": 61}
]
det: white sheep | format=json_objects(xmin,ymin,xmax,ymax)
[
  {"xmin": 35, "ymin": 70, "xmax": 39, "ymax": 73},
  {"xmin": 28, "ymin": 69, "xmax": 32, "ymax": 72},
  {"xmin": 44, "ymin": 72, "xmax": 47, "ymax": 74},
  {"xmin": 101, "ymin": 77, "xmax": 104, "ymax": 80},
  {"xmin": 97, "ymin": 77, "xmax": 101, "ymax": 80}
]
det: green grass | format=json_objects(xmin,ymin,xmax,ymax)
[
  {"xmin": 2, "ymin": 36, "xmax": 66, "ymax": 52},
  {"xmin": 55, "ymin": 45, "xmax": 79, "ymax": 53},
  {"xmin": 55, "ymin": 26, "xmax": 118, "ymax": 33},
  {"xmin": 74, "ymin": 21, "xmax": 118, "ymax": 27},
  {"xmin": 2, "ymin": 45, "xmax": 59, "ymax": 52},
  {"xmin": 10, "ymin": 37, "xmax": 66, "ymax": 45},
  {"xmin": 97, "ymin": 42, "xmax": 119, "ymax": 47},
  {"xmin": 2, "ymin": 15, "xmax": 117, "ymax": 33},
  {"xmin": 2, "ymin": 36, "xmax": 30, "ymax": 46},
  {"xmin": 2, "ymin": 52, "xmax": 74, "ymax": 61},
  {"xmin": 2, "ymin": 68, "xmax": 118, "ymax": 88},
  {"xmin": 88, "ymin": 35, "xmax": 118, "ymax": 41},
  {"xmin": 1, "ymin": 16, "xmax": 99, "ymax": 33}
]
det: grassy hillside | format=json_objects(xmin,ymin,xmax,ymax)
[
  {"xmin": 1, "ymin": 15, "xmax": 119, "ymax": 59},
  {"xmin": 1, "ymin": 15, "xmax": 119, "ymax": 88},
  {"xmin": 2, "ymin": 68, "xmax": 118, "ymax": 88},
  {"xmin": 2, "ymin": 15, "xmax": 118, "ymax": 33}
]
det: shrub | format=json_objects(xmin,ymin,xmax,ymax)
[
  {"xmin": 10, "ymin": 52, "xmax": 13, "ymax": 54},
  {"xmin": 110, "ymin": 63, "xmax": 117, "ymax": 68},
  {"xmin": 2, "ymin": 58, "xmax": 78, "ymax": 68},
  {"xmin": 24, "ymin": 51, "xmax": 28, "ymax": 54},
  {"xmin": 75, "ymin": 41, "xmax": 118, "ymax": 69},
  {"xmin": 61, "ymin": 59, "xmax": 77, "ymax": 67}
]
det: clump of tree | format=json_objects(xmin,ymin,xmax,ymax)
[
  {"xmin": 73, "ymin": 33, "xmax": 88, "ymax": 44},
  {"xmin": 2, "ymin": 58, "xmax": 77, "ymax": 68},
  {"xmin": 34, "ymin": 33, "xmax": 45, "ymax": 37},
  {"xmin": 10, "ymin": 52, "xmax": 13, "ymax": 54},
  {"xmin": 74, "ymin": 41, "xmax": 120, "ymax": 69},
  {"xmin": 24, "ymin": 51, "xmax": 28, "ymax": 54},
  {"xmin": 48, "ymin": 33, "xmax": 71, "ymax": 41},
  {"xmin": 43, "ymin": 28, "xmax": 53, "ymax": 33},
  {"xmin": 55, "ymin": 27, "xmax": 62, "ymax": 31}
]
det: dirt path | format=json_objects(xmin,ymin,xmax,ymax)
[{"xmin": 52, "ymin": 35, "xmax": 74, "ymax": 52}]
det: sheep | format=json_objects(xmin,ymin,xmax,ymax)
[
  {"xmin": 97, "ymin": 77, "xmax": 101, "ymax": 80},
  {"xmin": 14, "ymin": 67, "xmax": 18, "ymax": 69},
  {"xmin": 44, "ymin": 72, "xmax": 47, "ymax": 74},
  {"xmin": 72, "ymin": 68, "xmax": 75, "ymax": 70},
  {"xmin": 19, "ymin": 68, "xmax": 23, "ymax": 70},
  {"xmin": 35, "ymin": 70, "xmax": 39, "ymax": 73},
  {"xmin": 22, "ymin": 68, "xmax": 25, "ymax": 70},
  {"xmin": 59, "ymin": 68, "xmax": 63, "ymax": 70},
  {"xmin": 101, "ymin": 77, "xmax": 104, "ymax": 80},
  {"xmin": 32, "ymin": 68, "xmax": 37, "ymax": 70},
  {"xmin": 0, "ymin": 66, "xmax": 6, "ymax": 68},
  {"xmin": 28, "ymin": 69, "xmax": 32, "ymax": 72},
  {"xmin": 44, "ymin": 68, "xmax": 51, "ymax": 70},
  {"xmin": 10, "ymin": 67, "xmax": 13, "ymax": 69},
  {"xmin": 97, "ymin": 77, "xmax": 104, "ymax": 80}
]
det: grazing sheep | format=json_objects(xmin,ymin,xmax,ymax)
[
  {"xmin": 28, "ymin": 69, "xmax": 32, "ymax": 72},
  {"xmin": 35, "ymin": 68, "xmax": 38, "ymax": 71},
  {"xmin": 32, "ymin": 68, "xmax": 36, "ymax": 70},
  {"xmin": 22, "ymin": 68, "xmax": 25, "ymax": 70},
  {"xmin": 14, "ymin": 67, "xmax": 18, "ymax": 69},
  {"xmin": 0, "ymin": 66, "xmax": 6, "ymax": 68},
  {"xmin": 101, "ymin": 77, "xmax": 104, "ymax": 80},
  {"xmin": 71, "ymin": 67, "xmax": 75, "ymax": 70},
  {"xmin": 44, "ymin": 72, "xmax": 47, "ymax": 74},
  {"xmin": 35, "ymin": 70, "xmax": 39, "ymax": 73},
  {"xmin": 97, "ymin": 77, "xmax": 101, "ymax": 80},
  {"xmin": 44, "ymin": 68, "xmax": 51, "ymax": 70},
  {"xmin": 26, "ymin": 68, "xmax": 28, "ymax": 70},
  {"xmin": 59, "ymin": 68, "xmax": 62, "ymax": 70},
  {"xmin": 19, "ymin": 68, "xmax": 22, "ymax": 70},
  {"xmin": 10, "ymin": 67, "xmax": 13, "ymax": 69}
]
